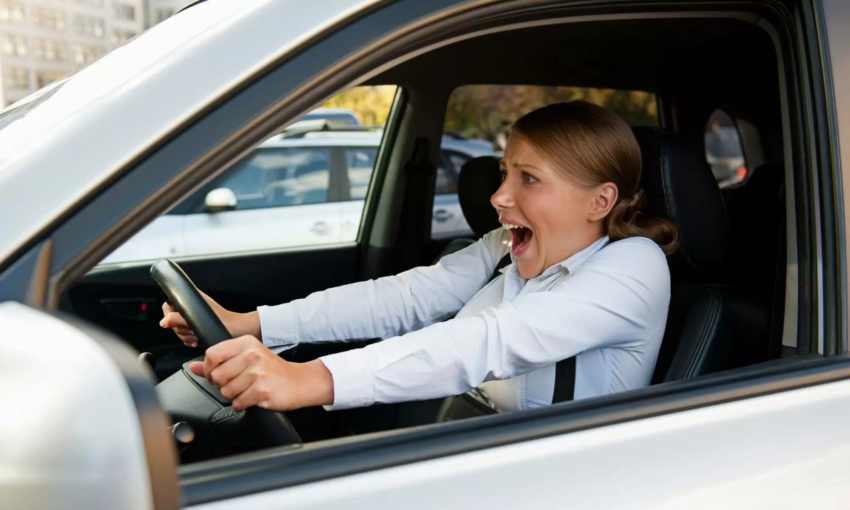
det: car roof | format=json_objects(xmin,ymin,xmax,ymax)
[
  {"xmin": 257, "ymin": 131, "xmax": 496, "ymax": 157},
  {"xmin": 0, "ymin": 0, "xmax": 378, "ymax": 264}
]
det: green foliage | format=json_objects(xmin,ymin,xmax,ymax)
[
  {"xmin": 444, "ymin": 86, "xmax": 658, "ymax": 142},
  {"xmin": 321, "ymin": 85, "xmax": 397, "ymax": 126}
]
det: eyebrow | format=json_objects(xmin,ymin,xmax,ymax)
[{"xmin": 502, "ymin": 162, "xmax": 542, "ymax": 172}]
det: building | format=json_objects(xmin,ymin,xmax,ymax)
[
  {"xmin": 0, "ymin": 0, "xmax": 187, "ymax": 107},
  {"xmin": 144, "ymin": 0, "xmax": 183, "ymax": 28}
]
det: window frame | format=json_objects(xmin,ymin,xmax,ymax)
[{"xmin": 0, "ymin": 0, "xmax": 838, "ymax": 503}]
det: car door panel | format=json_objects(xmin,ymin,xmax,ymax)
[
  {"xmin": 187, "ymin": 375, "xmax": 850, "ymax": 510},
  {"xmin": 183, "ymin": 203, "xmax": 342, "ymax": 257},
  {"xmin": 100, "ymin": 215, "xmax": 186, "ymax": 265}
]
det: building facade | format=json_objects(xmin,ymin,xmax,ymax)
[{"xmin": 0, "ymin": 0, "xmax": 185, "ymax": 106}]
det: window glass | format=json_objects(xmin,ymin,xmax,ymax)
[
  {"xmin": 0, "ymin": 1, "xmax": 26, "ymax": 23},
  {"xmin": 218, "ymin": 147, "xmax": 331, "ymax": 210},
  {"xmin": 72, "ymin": 15, "xmax": 104, "ymax": 38},
  {"xmin": 345, "ymin": 147, "xmax": 377, "ymax": 200},
  {"xmin": 1, "ymin": 33, "xmax": 26, "ymax": 58},
  {"xmin": 99, "ymin": 85, "xmax": 398, "ymax": 265},
  {"xmin": 32, "ymin": 6, "xmax": 66, "ymax": 32},
  {"xmin": 33, "ymin": 38, "xmax": 66, "ymax": 61},
  {"xmin": 112, "ymin": 3, "xmax": 135, "ymax": 21},
  {"xmin": 436, "ymin": 85, "xmax": 659, "ymax": 240},
  {"xmin": 704, "ymin": 109, "xmax": 748, "ymax": 188}
]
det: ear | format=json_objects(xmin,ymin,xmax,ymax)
[{"xmin": 588, "ymin": 182, "xmax": 618, "ymax": 222}]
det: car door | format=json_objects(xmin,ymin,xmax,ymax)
[
  {"xmin": 432, "ymin": 149, "xmax": 472, "ymax": 239},
  {"xmin": 183, "ymin": 145, "xmax": 342, "ymax": 256}
]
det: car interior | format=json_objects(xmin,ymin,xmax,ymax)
[{"xmin": 60, "ymin": 13, "xmax": 812, "ymax": 467}]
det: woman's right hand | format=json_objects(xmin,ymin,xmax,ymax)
[{"xmin": 160, "ymin": 291, "xmax": 260, "ymax": 347}]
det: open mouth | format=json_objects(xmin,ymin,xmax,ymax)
[{"xmin": 503, "ymin": 223, "xmax": 533, "ymax": 256}]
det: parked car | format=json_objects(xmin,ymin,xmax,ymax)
[
  {"xmin": 1, "ymin": 1, "xmax": 847, "ymax": 509},
  {"xmin": 705, "ymin": 125, "xmax": 748, "ymax": 187},
  {"xmin": 299, "ymin": 107, "xmax": 362, "ymax": 127},
  {"xmin": 99, "ymin": 131, "xmax": 494, "ymax": 264}
]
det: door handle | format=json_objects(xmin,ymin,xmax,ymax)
[
  {"xmin": 311, "ymin": 221, "xmax": 331, "ymax": 235},
  {"xmin": 434, "ymin": 209, "xmax": 454, "ymax": 222}
]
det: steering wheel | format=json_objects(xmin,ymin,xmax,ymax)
[{"xmin": 150, "ymin": 259, "xmax": 301, "ymax": 458}]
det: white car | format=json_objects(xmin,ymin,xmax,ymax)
[
  {"xmin": 101, "ymin": 131, "xmax": 495, "ymax": 265},
  {"xmin": 1, "ymin": 1, "xmax": 848, "ymax": 509}
]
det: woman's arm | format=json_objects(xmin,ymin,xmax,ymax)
[
  {"xmin": 321, "ymin": 238, "xmax": 671, "ymax": 409},
  {"xmin": 259, "ymin": 229, "xmax": 509, "ymax": 352},
  {"xmin": 189, "ymin": 238, "xmax": 671, "ymax": 412}
]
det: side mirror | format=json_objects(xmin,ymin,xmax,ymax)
[
  {"xmin": 0, "ymin": 302, "xmax": 180, "ymax": 509},
  {"xmin": 204, "ymin": 188, "xmax": 237, "ymax": 213}
]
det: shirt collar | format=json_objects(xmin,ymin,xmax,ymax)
[{"xmin": 504, "ymin": 235, "xmax": 611, "ymax": 278}]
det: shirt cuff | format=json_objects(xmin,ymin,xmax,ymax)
[
  {"xmin": 257, "ymin": 304, "xmax": 299, "ymax": 350},
  {"xmin": 319, "ymin": 348, "xmax": 376, "ymax": 411}
]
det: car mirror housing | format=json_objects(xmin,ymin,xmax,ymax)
[
  {"xmin": 0, "ymin": 303, "xmax": 180, "ymax": 510},
  {"xmin": 204, "ymin": 188, "xmax": 238, "ymax": 213}
]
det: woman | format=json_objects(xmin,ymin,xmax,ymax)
[{"xmin": 161, "ymin": 101, "xmax": 678, "ymax": 413}]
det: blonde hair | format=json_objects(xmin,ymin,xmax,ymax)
[{"xmin": 512, "ymin": 101, "xmax": 678, "ymax": 255}]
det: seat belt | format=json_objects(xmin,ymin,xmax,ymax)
[
  {"xmin": 491, "ymin": 254, "xmax": 578, "ymax": 402},
  {"xmin": 399, "ymin": 137, "xmax": 435, "ymax": 271},
  {"xmin": 441, "ymin": 252, "xmax": 578, "ymax": 421}
]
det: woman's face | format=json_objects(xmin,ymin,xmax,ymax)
[{"xmin": 491, "ymin": 136, "xmax": 616, "ymax": 279}]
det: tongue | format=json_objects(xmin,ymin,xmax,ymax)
[{"xmin": 511, "ymin": 227, "xmax": 533, "ymax": 252}]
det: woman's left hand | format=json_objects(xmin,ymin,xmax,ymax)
[{"xmin": 188, "ymin": 336, "xmax": 334, "ymax": 412}]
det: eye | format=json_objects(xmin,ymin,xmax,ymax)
[{"xmin": 523, "ymin": 172, "xmax": 539, "ymax": 184}]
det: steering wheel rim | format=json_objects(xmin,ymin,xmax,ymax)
[{"xmin": 150, "ymin": 259, "xmax": 301, "ymax": 447}]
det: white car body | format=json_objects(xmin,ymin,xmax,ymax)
[
  {"xmin": 0, "ymin": 0, "xmax": 848, "ymax": 509},
  {"xmin": 101, "ymin": 133, "xmax": 494, "ymax": 265}
]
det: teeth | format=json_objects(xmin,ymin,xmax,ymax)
[{"xmin": 501, "ymin": 223, "xmax": 527, "ymax": 230}]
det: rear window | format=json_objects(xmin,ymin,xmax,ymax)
[{"xmin": 443, "ymin": 85, "xmax": 658, "ymax": 153}]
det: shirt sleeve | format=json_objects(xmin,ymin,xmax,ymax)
[
  {"xmin": 257, "ymin": 229, "xmax": 510, "ymax": 352},
  {"xmin": 320, "ymin": 238, "xmax": 671, "ymax": 410}
]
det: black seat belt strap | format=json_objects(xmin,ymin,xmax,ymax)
[
  {"xmin": 489, "ymin": 252, "xmax": 576, "ymax": 404},
  {"xmin": 552, "ymin": 356, "xmax": 576, "ymax": 403},
  {"xmin": 488, "ymin": 253, "xmax": 512, "ymax": 284}
]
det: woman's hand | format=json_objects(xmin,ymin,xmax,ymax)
[
  {"xmin": 188, "ymin": 336, "xmax": 334, "ymax": 411},
  {"xmin": 160, "ymin": 291, "xmax": 260, "ymax": 347}
]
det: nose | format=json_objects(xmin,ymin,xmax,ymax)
[{"xmin": 490, "ymin": 180, "xmax": 515, "ymax": 213}]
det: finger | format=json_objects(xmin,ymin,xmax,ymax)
[
  {"xmin": 189, "ymin": 361, "xmax": 204, "ymax": 377},
  {"xmin": 160, "ymin": 311, "xmax": 189, "ymax": 330},
  {"xmin": 231, "ymin": 382, "xmax": 263, "ymax": 412},
  {"xmin": 203, "ymin": 338, "xmax": 250, "ymax": 383},
  {"xmin": 208, "ymin": 350, "xmax": 255, "ymax": 389},
  {"xmin": 218, "ymin": 369, "xmax": 254, "ymax": 404}
]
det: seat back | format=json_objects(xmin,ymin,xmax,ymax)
[
  {"xmin": 632, "ymin": 127, "xmax": 770, "ymax": 382},
  {"xmin": 434, "ymin": 156, "xmax": 502, "ymax": 261}
]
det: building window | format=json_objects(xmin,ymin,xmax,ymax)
[
  {"xmin": 33, "ymin": 37, "xmax": 66, "ymax": 61},
  {"xmin": 110, "ymin": 29, "xmax": 135, "ymax": 45},
  {"xmin": 35, "ymin": 70, "xmax": 64, "ymax": 89},
  {"xmin": 0, "ymin": 1, "xmax": 25, "ymax": 23},
  {"xmin": 3, "ymin": 66, "xmax": 29, "ymax": 90},
  {"xmin": 31, "ymin": 6, "xmax": 66, "ymax": 31},
  {"xmin": 155, "ymin": 8, "xmax": 174, "ymax": 23},
  {"xmin": 1, "ymin": 33, "xmax": 27, "ymax": 58},
  {"xmin": 74, "ymin": 0, "xmax": 104, "ymax": 7},
  {"xmin": 112, "ymin": 2, "xmax": 134, "ymax": 21},
  {"xmin": 72, "ymin": 14, "xmax": 105, "ymax": 38},
  {"xmin": 73, "ymin": 43, "xmax": 105, "ymax": 64}
]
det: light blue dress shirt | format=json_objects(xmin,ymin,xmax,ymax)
[{"xmin": 258, "ymin": 229, "xmax": 670, "ymax": 411}]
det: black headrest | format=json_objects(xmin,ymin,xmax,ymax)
[
  {"xmin": 632, "ymin": 127, "xmax": 729, "ymax": 282},
  {"xmin": 457, "ymin": 156, "xmax": 502, "ymax": 238}
]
